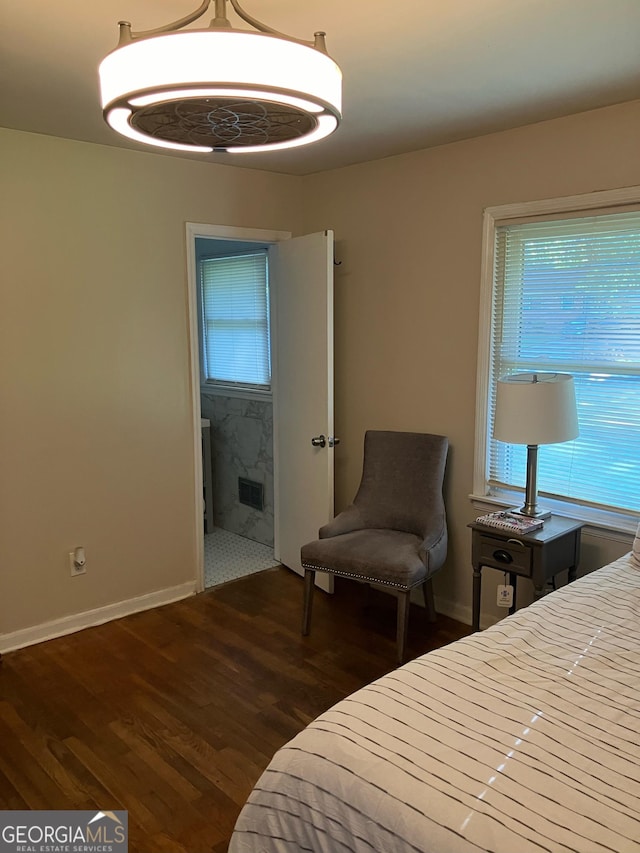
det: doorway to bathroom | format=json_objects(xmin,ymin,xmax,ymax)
[
  {"xmin": 195, "ymin": 234, "xmax": 279, "ymax": 589},
  {"xmin": 186, "ymin": 221, "xmax": 337, "ymax": 596}
]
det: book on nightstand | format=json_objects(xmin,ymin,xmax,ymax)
[{"xmin": 475, "ymin": 510, "xmax": 545, "ymax": 534}]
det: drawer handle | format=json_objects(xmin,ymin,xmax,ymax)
[
  {"xmin": 493, "ymin": 549, "xmax": 513, "ymax": 564},
  {"xmin": 507, "ymin": 538, "xmax": 526, "ymax": 549}
]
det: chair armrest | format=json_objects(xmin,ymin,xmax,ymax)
[
  {"xmin": 319, "ymin": 504, "xmax": 366, "ymax": 538},
  {"xmin": 419, "ymin": 518, "xmax": 448, "ymax": 573}
]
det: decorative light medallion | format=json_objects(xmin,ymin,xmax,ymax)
[{"xmin": 98, "ymin": 0, "xmax": 342, "ymax": 153}]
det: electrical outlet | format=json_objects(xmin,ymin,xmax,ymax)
[{"xmin": 69, "ymin": 549, "xmax": 86, "ymax": 576}]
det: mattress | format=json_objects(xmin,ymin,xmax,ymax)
[{"xmin": 229, "ymin": 551, "xmax": 640, "ymax": 853}]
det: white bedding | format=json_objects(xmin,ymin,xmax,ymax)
[{"xmin": 229, "ymin": 550, "xmax": 640, "ymax": 853}]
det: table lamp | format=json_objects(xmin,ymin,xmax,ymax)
[{"xmin": 493, "ymin": 372, "xmax": 579, "ymax": 518}]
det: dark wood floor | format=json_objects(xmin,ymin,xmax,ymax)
[{"xmin": 0, "ymin": 567, "xmax": 471, "ymax": 852}]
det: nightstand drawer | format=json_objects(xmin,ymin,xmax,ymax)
[{"xmin": 477, "ymin": 535, "xmax": 532, "ymax": 576}]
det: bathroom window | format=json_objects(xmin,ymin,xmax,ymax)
[{"xmin": 199, "ymin": 251, "xmax": 271, "ymax": 392}]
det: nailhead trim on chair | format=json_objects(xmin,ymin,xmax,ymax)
[{"xmin": 301, "ymin": 562, "xmax": 426, "ymax": 591}]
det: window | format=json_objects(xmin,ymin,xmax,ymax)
[
  {"xmin": 475, "ymin": 190, "xmax": 640, "ymax": 527},
  {"xmin": 199, "ymin": 251, "xmax": 271, "ymax": 392}
]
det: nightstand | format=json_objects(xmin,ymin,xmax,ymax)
[{"xmin": 469, "ymin": 515, "xmax": 583, "ymax": 631}]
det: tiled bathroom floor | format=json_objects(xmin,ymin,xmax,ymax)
[{"xmin": 204, "ymin": 527, "xmax": 280, "ymax": 588}]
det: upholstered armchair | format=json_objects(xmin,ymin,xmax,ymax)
[{"xmin": 301, "ymin": 430, "xmax": 449, "ymax": 664}]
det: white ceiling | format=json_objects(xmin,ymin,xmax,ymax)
[{"xmin": 1, "ymin": 0, "xmax": 639, "ymax": 176}]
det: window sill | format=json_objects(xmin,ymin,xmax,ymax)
[
  {"xmin": 200, "ymin": 384, "xmax": 272, "ymax": 403},
  {"xmin": 469, "ymin": 490, "xmax": 638, "ymax": 542}
]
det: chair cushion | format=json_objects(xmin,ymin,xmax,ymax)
[{"xmin": 301, "ymin": 529, "xmax": 427, "ymax": 590}]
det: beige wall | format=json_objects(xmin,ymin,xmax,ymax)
[
  {"xmin": 2, "ymin": 99, "xmax": 638, "ymax": 643},
  {"xmin": 301, "ymin": 99, "xmax": 640, "ymax": 623},
  {"xmin": 0, "ymin": 128, "xmax": 302, "ymax": 640}
]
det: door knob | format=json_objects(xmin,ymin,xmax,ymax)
[
  {"xmin": 328, "ymin": 436, "xmax": 340, "ymax": 447},
  {"xmin": 311, "ymin": 435, "xmax": 326, "ymax": 448}
]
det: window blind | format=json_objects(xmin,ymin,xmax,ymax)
[
  {"xmin": 200, "ymin": 252, "xmax": 271, "ymax": 389},
  {"xmin": 488, "ymin": 210, "xmax": 640, "ymax": 514}
]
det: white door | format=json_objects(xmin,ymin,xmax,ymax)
[{"xmin": 271, "ymin": 231, "xmax": 335, "ymax": 592}]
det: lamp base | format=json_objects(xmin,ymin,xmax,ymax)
[
  {"xmin": 509, "ymin": 506, "xmax": 552, "ymax": 520},
  {"xmin": 515, "ymin": 443, "xmax": 551, "ymax": 520}
]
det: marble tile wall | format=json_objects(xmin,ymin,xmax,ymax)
[{"xmin": 200, "ymin": 393, "xmax": 274, "ymax": 546}]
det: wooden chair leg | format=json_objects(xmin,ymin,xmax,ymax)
[
  {"xmin": 302, "ymin": 569, "xmax": 315, "ymax": 635},
  {"xmin": 423, "ymin": 578, "xmax": 437, "ymax": 623},
  {"xmin": 396, "ymin": 590, "xmax": 411, "ymax": 665}
]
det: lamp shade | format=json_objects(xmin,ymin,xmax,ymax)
[{"xmin": 493, "ymin": 373, "xmax": 579, "ymax": 446}]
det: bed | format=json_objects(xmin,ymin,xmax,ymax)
[{"xmin": 229, "ymin": 525, "xmax": 640, "ymax": 853}]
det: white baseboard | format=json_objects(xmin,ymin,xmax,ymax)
[
  {"xmin": 435, "ymin": 596, "xmax": 499, "ymax": 631},
  {"xmin": 0, "ymin": 581, "xmax": 197, "ymax": 654},
  {"xmin": 408, "ymin": 588, "xmax": 497, "ymax": 631}
]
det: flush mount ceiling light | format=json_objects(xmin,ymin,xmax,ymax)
[{"xmin": 98, "ymin": 0, "xmax": 342, "ymax": 155}]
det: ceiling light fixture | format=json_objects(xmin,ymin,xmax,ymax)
[{"xmin": 99, "ymin": 0, "xmax": 342, "ymax": 154}]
